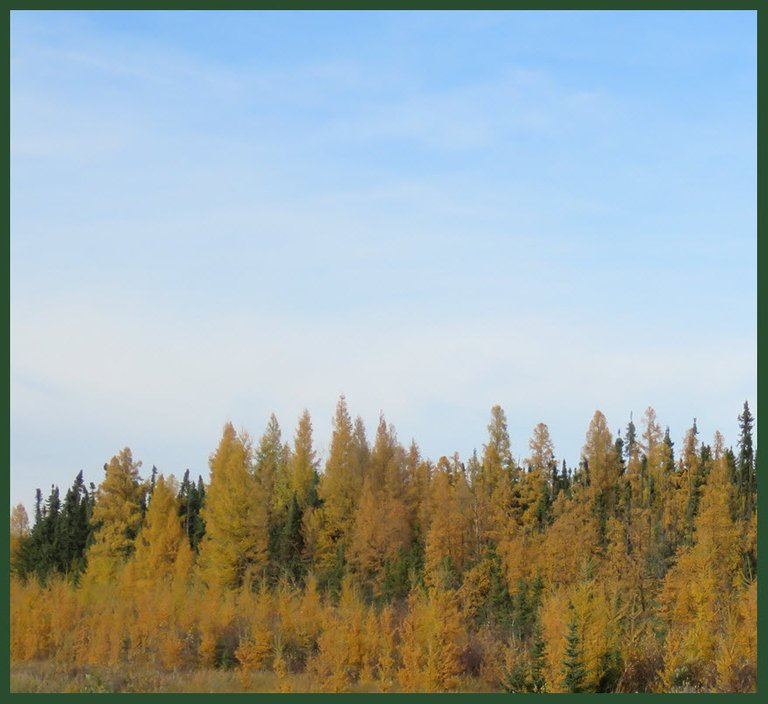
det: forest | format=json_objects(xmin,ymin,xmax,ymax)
[{"xmin": 9, "ymin": 398, "xmax": 757, "ymax": 693}]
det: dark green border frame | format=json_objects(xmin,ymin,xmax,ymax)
[{"xmin": 1, "ymin": 2, "xmax": 762, "ymax": 701}]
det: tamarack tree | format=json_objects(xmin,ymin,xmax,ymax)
[{"xmin": 10, "ymin": 399, "xmax": 757, "ymax": 693}]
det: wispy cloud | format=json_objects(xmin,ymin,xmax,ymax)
[{"xmin": 10, "ymin": 10, "xmax": 755, "ymax": 512}]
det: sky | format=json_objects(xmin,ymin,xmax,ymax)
[{"xmin": 10, "ymin": 10, "xmax": 756, "ymax": 513}]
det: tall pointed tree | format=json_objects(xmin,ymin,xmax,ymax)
[
  {"xmin": 84, "ymin": 448, "xmax": 146, "ymax": 585},
  {"xmin": 523, "ymin": 422, "xmax": 557, "ymax": 529},
  {"xmin": 199, "ymin": 423, "xmax": 268, "ymax": 590},
  {"xmin": 287, "ymin": 410, "xmax": 320, "ymax": 511},
  {"xmin": 255, "ymin": 413, "xmax": 289, "ymax": 513},
  {"xmin": 528, "ymin": 422, "xmax": 557, "ymax": 499},
  {"xmin": 424, "ymin": 457, "xmax": 474, "ymax": 589},
  {"xmin": 737, "ymin": 401, "xmax": 755, "ymax": 519},
  {"xmin": 132, "ymin": 474, "xmax": 191, "ymax": 585},
  {"xmin": 57, "ymin": 470, "xmax": 92, "ymax": 578},
  {"xmin": 349, "ymin": 416, "xmax": 410, "ymax": 594},
  {"xmin": 660, "ymin": 429, "xmax": 742, "ymax": 690},
  {"xmin": 10, "ymin": 504, "xmax": 29, "ymax": 575},
  {"xmin": 177, "ymin": 469, "xmax": 206, "ymax": 552},
  {"xmin": 276, "ymin": 492, "xmax": 305, "ymax": 583},
  {"xmin": 583, "ymin": 412, "xmax": 620, "ymax": 500},
  {"xmin": 562, "ymin": 613, "xmax": 588, "ymax": 692},
  {"xmin": 476, "ymin": 405, "xmax": 517, "ymax": 545},
  {"xmin": 315, "ymin": 397, "xmax": 366, "ymax": 576},
  {"xmin": 254, "ymin": 414, "xmax": 290, "ymax": 579}
]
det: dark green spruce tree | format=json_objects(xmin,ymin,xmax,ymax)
[
  {"xmin": 276, "ymin": 492, "xmax": 305, "ymax": 583},
  {"xmin": 562, "ymin": 612, "xmax": 589, "ymax": 693},
  {"xmin": 57, "ymin": 471, "xmax": 92, "ymax": 578},
  {"xmin": 737, "ymin": 401, "xmax": 755, "ymax": 519}
]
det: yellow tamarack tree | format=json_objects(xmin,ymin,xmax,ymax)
[
  {"xmin": 397, "ymin": 586, "xmax": 466, "ymax": 692},
  {"xmin": 124, "ymin": 474, "xmax": 193, "ymax": 667},
  {"xmin": 424, "ymin": 456, "xmax": 473, "ymax": 589},
  {"xmin": 312, "ymin": 397, "xmax": 367, "ymax": 577},
  {"xmin": 82, "ymin": 448, "xmax": 146, "ymax": 588},
  {"xmin": 539, "ymin": 585, "xmax": 571, "ymax": 692},
  {"xmin": 518, "ymin": 421, "xmax": 556, "ymax": 532},
  {"xmin": 349, "ymin": 416, "xmax": 410, "ymax": 595},
  {"xmin": 310, "ymin": 613, "xmax": 352, "ymax": 692},
  {"xmin": 660, "ymin": 432, "xmax": 743, "ymax": 691},
  {"xmin": 377, "ymin": 604, "xmax": 399, "ymax": 691},
  {"xmin": 273, "ymin": 638, "xmax": 291, "ymax": 692},
  {"xmin": 475, "ymin": 405, "xmax": 517, "ymax": 548},
  {"xmin": 133, "ymin": 475, "xmax": 191, "ymax": 587},
  {"xmin": 292, "ymin": 572, "xmax": 324, "ymax": 657},
  {"xmin": 199, "ymin": 423, "xmax": 268, "ymax": 590},
  {"xmin": 8, "ymin": 403, "xmax": 756, "ymax": 693},
  {"xmin": 667, "ymin": 421, "xmax": 702, "ymax": 544},
  {"xmin": 10, "ymin": 576, "xmax": 50, "ymax": 661},
  {"xmin": 235, "ymin": 581, "xmax": 274, "ymax": 686},
  {"xmin": 403, "ymin": 441, "xmax": 433, "ymax": 537},
  {"xmin": 715, "ymin": 580, "xmax": 756, "ymax": 692},
  {"xmin": 306, "ymin": 575, "xmax": 370, "ymax": 692},
  {"xmin": 196, "ymin": 582, "xmax": 238, "ymax": 668},
  {"xmin": 10, "ymin": 503, "xmax": 29, "ymax": 571},
  {"xmin": 540, "ymin": 491, "xmax": 596, "ymax": 589},
  {"xmin": 286, "ymin": 409, "xmax": 319, "ymax": 511}
]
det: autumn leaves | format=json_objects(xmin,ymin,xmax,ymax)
[{"xmin": 10, "ymin": 399, "xmax": 757, "ymax": 692}]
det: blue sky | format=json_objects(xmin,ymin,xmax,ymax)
[{"xmin": 11, "ymin": 10, "xmax": 756, "ymax": 512}]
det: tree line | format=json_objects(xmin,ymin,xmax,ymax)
[{"xmin": 9, "ymin": 399, "xmax": 757, "ymax": 692}]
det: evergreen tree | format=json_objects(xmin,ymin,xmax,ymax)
[
  {"xmin": 558, "ymin": 459, "xmax": 570, "ymax": 496},
  {"xmin": 39, "ymin": 485, "xmax": 62, "ymax": 581},
  {"xmin": 14, "ymin": 483, "xmax": 76, "ymax": 583},
  {"xmin": 277, "ymin": 492, "xmax": 305, "ymax": 583},
  {"xmin": 737, "ymin": 401, "xmax": 755, "ymax": 518},
  {"xmin": 625, "ymin": 414, "xmax": 637, "ymax": 458},
  {"xmin": 596, "ymin": 648, "xmax": 623, "ymax": 692},
  {"xmin": 530, "ymin": 624, "xmax": 548, "ymax": 692},
  {"xmin": 663, "ymin": 427, "xmax": 675, "ymax": 473},
  {"xmin": 177, "ymin": 470, "xmax": 192, "ymax": 533},
  {"xmin": 192, "ymin": 476, "xmax": 206, "ymax": 549},
  {"xmin": 615, "ymin": 431, "xmax": 626, "ymax": 475},
  {"xmin": 15, "ymin": 489, "xmax": 44, "ymax": 581},
  {"xmin": 57, "ymin": 471, "xmax": 91, "ymax": 578},
  {"xmin": 562, "ymin": 613, "xmax": 588, "ymax": 693},
  {"xmin": 178, "ymin": 470, "xmax": 206, "ymax": 552},
  {"xmin": 147, "ymin": 465, "xmax": 158, "ymax": 503},
  {"xmin": 7, "ymin": 401, "xmax": 759, "ymax": 693}
]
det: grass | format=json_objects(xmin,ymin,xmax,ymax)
[
  {"xmin": 11, "ymin": 661, "xmax": 294, "ymax": 693},
  {"xmin": 11, "ymin": 660, "xmax": 499, "ymax": 693}
]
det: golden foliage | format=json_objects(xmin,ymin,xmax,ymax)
[
  {"xmin": 199, "ymin": 424, "xmax": 268, "ymax": 590},
  {"xmin": 397, "ymin": 587, "xmax": 466, "ymax": 692},
  {"xmin": 84, "ymin": 448, "xmax": 145, "ymax": 586},
  {"xmin": 9, "ymin": 407, "xmax": 756, "ymax": 693}
]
